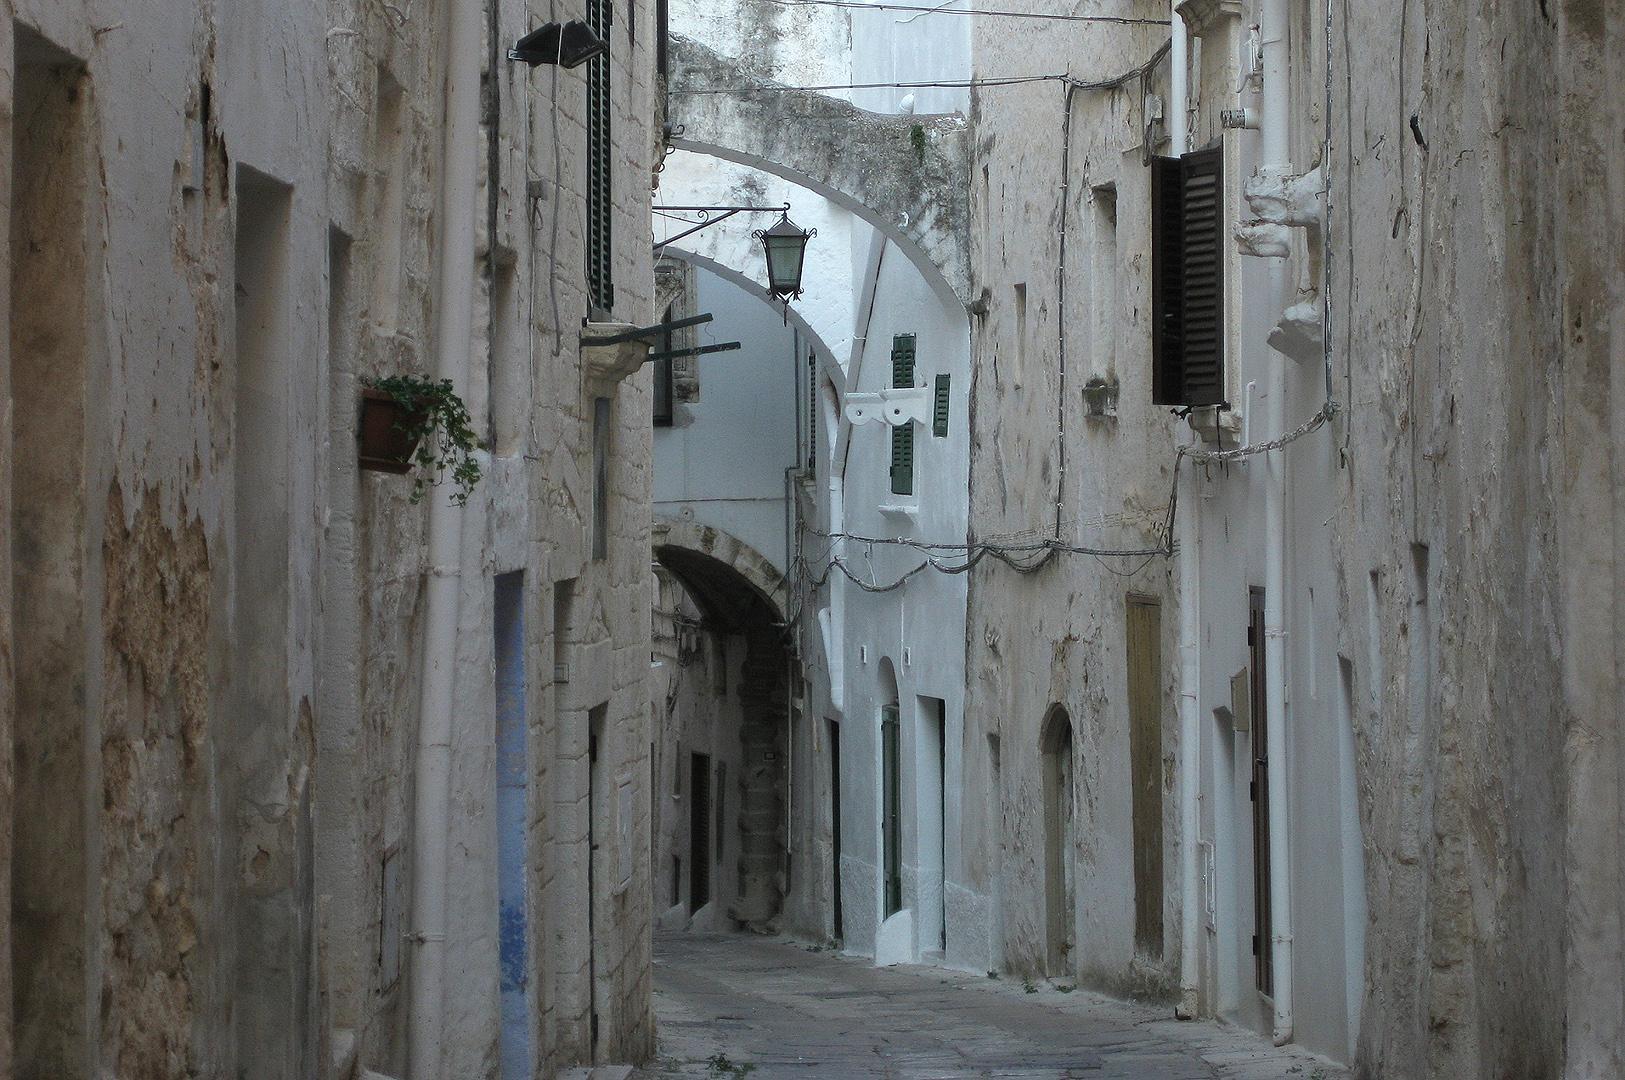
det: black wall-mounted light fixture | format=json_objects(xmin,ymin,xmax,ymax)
[
  {"xmin": 753, "ymin": 211, "xmax": 816, "ymax": 301},
  {"xmin": 508, "ymin": 21, "xmax": 608, "ymax": 68},
  {"xmin": 653, "ymin": 204, "xmax": 817, "ymax": 319}
]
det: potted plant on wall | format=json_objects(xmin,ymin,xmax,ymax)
[{"xmin": 358, "ymin": 375, "xmax": 485, "ymax": 505}]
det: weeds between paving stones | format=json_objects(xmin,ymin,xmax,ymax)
[{"xmin": 706, "ymin": 1052, "xmax": 756, "ymax": 1078}]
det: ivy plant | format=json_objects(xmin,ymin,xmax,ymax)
[{"xmin": 366, "ymin": 374, "xmax": 486, "ymax": 506}]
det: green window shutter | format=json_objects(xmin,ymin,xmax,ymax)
[
  {"xmin": 891, "ymin": 334, "xmax": 916, "ymax": 388},
  {"xmin": 585, "ymin": 0, "xmax": 614, "ymax": 313},
  {"xmin": 890, "ymin": 334, "xmax": 916, "ymax": 494},
  {"xmin": 933, "ymin": 373, "xmax": 950, "ymax": 437},
  {"xmin": 890, "ymin": 423, "xmax": 913, "ymax": 495}
]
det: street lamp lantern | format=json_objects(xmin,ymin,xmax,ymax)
[{"xmin": 754, "ymin": 212, "xmax": 817, "ymax": 301}]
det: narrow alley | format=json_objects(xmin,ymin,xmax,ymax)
[
  {"xmin": 9, "ymin": 1, "xmax": 1625, "ymax": 1078},
  {"xmin": 640, "ymin": 934, "xmax": 1350, "ymax": 1080}
]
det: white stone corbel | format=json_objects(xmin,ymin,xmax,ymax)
[
  {"xmin": 1267, "ymin": 299, "xmax": 1325, "ymax": 362},
  {"xmin": 844, "ymin": 385, "xmax": 930, "ymax": 428},
  {"xmin": 1177, "ymin": 0, "xmax": 1242, "ymax": 38},
  {"xmin": 1235, "ymin": 222, "xmax": 1293, "ymax": 258},
  {"xmin": 1235, "ymin": 165, "xmax": 1325, "ymax": 259},
  {"xmin": 580, "ymin": 321, "xmax": 652, "ymax": 387},
  {"xmin": 1243, "ymin": 164, "xmax": 1325, "ymax": 229}
]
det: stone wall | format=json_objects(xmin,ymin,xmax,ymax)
[
  {"xmin": 1331, "ymin": 1, "xmax": 1623, "ymax": 1077},
  {"xmin": 3, "ymin": 0, "xmax": 658, "ymax": 1076}
]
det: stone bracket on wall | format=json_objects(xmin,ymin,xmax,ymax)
[
  {"xmin": 581, "ymin": 322, "xmax": 654, "ymax": 393},
  {"xmin": 844, "ymin": 386, "xmax": 930, "ymax": 428},
  {"xmin": 1176, "ymin": 0, "xmax": 1241, "ymax": 37},
  {"xmin": 1232, "ymin": 166, "xmax": 1327, "ymax": 362},
  {"xmin": 1235, "ymin": 165, "xmax": 1324, "ymax": 258},
  {"xmin": 666, "ymin": 34, "xmax": 972, "ymax": 307}
]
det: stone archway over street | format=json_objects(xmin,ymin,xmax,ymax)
[{"xmin": 653, "ymin": 519, "xmax": 794, "ymax": 931}]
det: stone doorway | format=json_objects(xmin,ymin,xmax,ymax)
[{"xmin": 1041, "ymin": 706, "xmax": 1076, "ymax": 977}]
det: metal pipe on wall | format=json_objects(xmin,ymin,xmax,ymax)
[
  {"xmin": 1259, "ymin": 0, "xmax": 1295, "ymax": 1045},
  {"xmin": 1169, "ymin": 3, "xmax": 1203, "ymax": 1022},
  {"xmin": 409, "ymin": 0, "xmax": 481, "ymax": 1072}
]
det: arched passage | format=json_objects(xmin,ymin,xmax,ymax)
[
  {"xmin": 651, "ymin": 521, "xmax": 793, "ymax": 932},
  {"xmin": 1041, "ymin": 705, "xmax": 1076, "ymax": 977}
]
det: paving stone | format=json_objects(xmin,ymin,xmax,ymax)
[{"xmin": 642, "ymin": 932, "xmax": 1352, "ymax": 1080}]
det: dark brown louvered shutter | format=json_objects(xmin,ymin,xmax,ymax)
[
  {"xmin": 1151, "ymin": 154, "xmax": 1185, "ymax": 403},
  {"xmin": 1151, "ymin": 144, "xmax": 1224, "ymax": 406},
  {"xmin": 586, "ymin": 0, "xmax": 614, "ymax": 314}
]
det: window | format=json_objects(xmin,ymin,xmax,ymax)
[
  {"xmin": 652, "ymin": 304, "xmax": 674, "ymax": 426},
  {"xmin": 586, "ymin": 0, "xmax": 613, "ymax": 314},
  {"xmin": 1248, "ymin": 587, "xmax": 1271, "ymax": 994},
  {"xmin": 889, "ymin": 334, "xmax": 916, "ymax": 495},
  {"xmin": 655, "ymin": 0, "xmax": 669, "ymax": 76},
  {"xmin": 1151, "ymin": 144, "xmax": 1223, "ymax": 406},
  {"xmin": 592, "ymin": 398, "xmax": 610, "ymax": 560},
  {"xmin": 689, "ymin": 752, "xmax": 711, "ymax": 910},
  {"xmin": 653, "ymin": 259, "xmax": 699, "ymax": 409},
  {"xmin": 1091, "ymin": 184, "xmax": 1118, "ymax": 379},
  {"xmin": 881, "ymin": 704, "xmax": 902, "ymax": 916}
]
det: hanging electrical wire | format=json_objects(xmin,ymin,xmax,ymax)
[
  {"xmin": 792, "ymin": 399, "xmax": 1338, "ymax": 599},
  {"xmin": 811, "ymin": 530, "xmax": 1169, "ymax": 557},
  {"xmin": 793, "ymin": 528, "xmax": 1171, "ymax": 597},
  {"xmin": 759, "ymin": 0, "xmax": 1166, "ymax": 24},
  {"xmin": 671, "ymin": 73, "xmax": 1068, "ymax": 94}
]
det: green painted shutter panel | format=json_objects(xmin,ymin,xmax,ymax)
[
  {"xmin": 933, "ymin": 374, "xmax": 950, "ymax": 437},
  {"xmin": 890, "ymin": 424, "xmax": 913, "ymax": 495},
  {"xmin": 891, "ymin": 333, "xmax": 916, "ymax": 387},
  {"xmin": 890, "ymin": 333, "xmax": 916, "ymax": 494},
  {"xmin": 585, "ymin": 0, "xmax": 614, "ymax": 313}
]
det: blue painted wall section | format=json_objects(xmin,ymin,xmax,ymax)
[{"xmin": 494, "ymin": 572, "xmax": 529, "ymax": 1080}]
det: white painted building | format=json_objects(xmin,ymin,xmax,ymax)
[{"xmin": 651, "ymin": 0, "xmax": 978, "ymax": 970}]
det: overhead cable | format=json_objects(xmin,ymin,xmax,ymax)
[
  {"xmin": 812, "ymin": 530, "xmax": 1169, "ymax": 558},
  {"xmin": 671, "ymin": 74, "xmax": 1066, "ymax": 93},
  {"xmin": 798, "ymin": 399, "xmax": 1337, "ymax": 596},
  {"xmin": 760, "ymin": 0, "xmax": 1166, "ymax": 24}
]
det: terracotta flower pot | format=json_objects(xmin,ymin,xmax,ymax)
[{"xmin": 358, "ymin": 388, "xmax": 424, "ymax": 474}]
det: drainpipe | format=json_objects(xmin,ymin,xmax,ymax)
[
  {"xmin": 1259, "ymin": 0, "xmax": 1294, "ymax": 1046},
  {"xmin": 1170, "ymin": 3, "xmax": 1188, "ymax": 154},
  {"xmin": 1170, "ymin": 1, "xmax": 1202, "ymax": 1023},
  {"xmin": 409, "ymin": 0, "xmax": 481, "ymax": 1073}
]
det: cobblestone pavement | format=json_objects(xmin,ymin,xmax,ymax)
[{"xmin": 639, "ymin": 932, "xmax": 1352, "ymax": 1080}]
